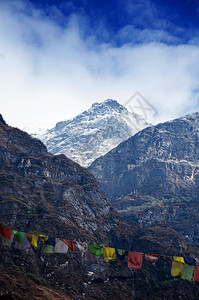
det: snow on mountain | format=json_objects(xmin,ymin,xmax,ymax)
[{"xmin": 32, "ymin": 99, "xmax": 150, "ymax": 167}]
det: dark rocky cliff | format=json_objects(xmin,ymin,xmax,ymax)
[
  {"xmin": 88, "ymin": 112, "xmax": 199, "ymax": 201},
  {"xmin": 0, "ymin": 113, "xmax": 118, "ymax": 242}
]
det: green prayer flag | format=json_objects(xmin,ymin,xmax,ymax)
[
  {"xmin": 88, "ymin": 244, "xmax": 103, "ymax": 256},
  {"xmin": 117, "ymin": 249, "xmax": 126, "ymax": 256},
  {"xmin": 181, "ymin": 263, "xmax": 195, "ymax": 281},
  {"xmin": 13, "ymin": 230, "xmax": 25, "ymax": 244},
  {"xmin": 44, "ymin": 245, "xmax": 55, "ymax": 254}
]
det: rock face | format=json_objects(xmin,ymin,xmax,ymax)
[
  {"xmin": 88, "ymin": 112, "xmax": 199, "ymax": 247},
  {"xmin": 33, "ymin": 99, "xmax": 149, "ymax": 167},
  {"xmin": 88, "ymin": 113, "xmax": 199, "ymax": 201},
  {"xmin": 0, "ymin": 113, "xmax": 136, "ymax": 299},
  {"xmin": 0, "ymin": 114, "xmax": 119, "ymax": 242}
]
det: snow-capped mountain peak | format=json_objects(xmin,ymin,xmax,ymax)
[{"xmin": 33, "ymin": 99, "xmax": 151, "ymax": 167}]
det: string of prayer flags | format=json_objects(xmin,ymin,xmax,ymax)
[
  {"xmin": 103, "ymin": 247, "xmax": 116, "ymax": 262},
  {"xmin": 3, "ymin": 225, "xmax": 199, "ymax": 283},
  {"xmin": 88, "ymin": 244, "xmax": 103, "ymax": 256},
  {"xmin": 145, "ymin": 253, "xmax": 159, "ymax": 264},
  {"xmin": 61, "ymin": 240, "xmax": 76, "ymax": 252},
  {"xmin": 0, "ymin": 226, "xmax": 12, "ymax": 240},
  {"xmin": 128, "ymin": 252, "xmax": 143, "ymax": 269}
]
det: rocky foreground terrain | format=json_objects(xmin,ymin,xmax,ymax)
[{"xmin": 1, "ymin": 114, "xmax": 199, "ymax": 299}]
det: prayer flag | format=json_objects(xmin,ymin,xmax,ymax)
[
  {"xmin": 116, "ymin": 249, "xmax": 128, "ymax": 260},
  {"xmin": 103, "ymin": 247, "xmax": 116, "ymax": 262},
  {"xmin": 194, "ymin": 265, "xmax": 199, "ymax": 282},
  {"xmin": 14, "ymin": 234, "xmax": 30, "ymax": 250},
  {"xmin": 0, "ymin": 227, "xmax": 12, "ymax": 240},
  {"xmin": 184, "ymin": 257, "xmax": 196, "ymax": 265},
  {"xmin": 145, "ymin": 253, "xmax": 159, "ymax": 264},
  {"xmin": 31, "ymin": 234, "xmax": 39, "ymax": 248},
  {"xmin": 171, "ymin": 261, "xmax": 183, "ymax": 277},
  {"xmin": 26, "ymin": 233, "xmax": 32, "ymax": 243},
  {"xmin": 88, "ymin": 244, "xmax": 103, "ymax": 256},
  {"xmin": 39, "ymin": 235, "xmax": 48, "ymax": 243},
  {"xmin": 173, "ymin": 256, "xmax": 185, "ymax": 263},
  {"xmin": 55, "ymin": 238, "xmax": 69, "ymax": 254},
  {"xmin": 13, "ymin": 230, "xmax": 25, "ymax": 244},
  {"xmin": 181, "ymin": 263, "xmax": 195, "ymax": 281},
  {"xmin": 44, "ymin": 244, "xmax": 55, "ymax": 254},
  {"xmin": 61, "ymin": 240, "xmax": 76, "ymax": 251},
  {"xmin": 128, "ymin": 252, "xmax": 143, "ymax": 269},
  {"xmin": 1, "ymin": 231, "xmax": 14, "ymax": 247},
  {"xmin": 85, "ymin": 246, "xmax": 101, "ymax": 263},
  {"xmin": 76, "ymin": 242, "xmax": 87, "ymax": 257},
  {"xmin": 46, "ymin": 237, "xmax": 55, "ymax": 247}
]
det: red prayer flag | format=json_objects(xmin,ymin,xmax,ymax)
[
  {"xmin": 61, "ymin": 239, "xmax": 76, "ymax": 251},
  {"xmin": 194, "ymin": 265, "xmax": 199, "ymax": 282},
  {"xmin": 0, "ymin": 227, "xmax": 12, "ymax": 240},
  {"xmin": 128, "ymin": 251, "xmax": 143, "ymax": 269}
]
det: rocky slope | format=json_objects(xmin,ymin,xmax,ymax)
[
  {"xmin": 33, "ymin": 99, "xmax": 149, "ymax": 167},
  {"xmin": 88, "ymin": 113, "xmax": 199, "ymax": 247},
  {"xmin": 88, "ymin": 113, "xmax": 199, "ymax": 201},
  {"xmin": 0, "ymin": 113, "xmax": 115, "ymax": 242},
  {"xmin": 1, "ymin": 114, "xmax": 199, "ymax": 299},
  {"xmin": 0, "ymin": 113, "xmax": 135, "ymax": 299}
]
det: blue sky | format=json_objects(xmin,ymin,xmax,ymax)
[
  {"xmin": 0, "ymin": 0, "xmax": 199, "ymax": 130},
  {"xmin": 29, "ymin": 0, "xmax": 199, "ymax": 44}
]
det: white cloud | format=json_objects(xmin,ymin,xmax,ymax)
[{"xmin": 0, "ymin": 0, "xmax": 199, "ymax": 131}]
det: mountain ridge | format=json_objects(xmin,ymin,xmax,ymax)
[
  {"xmin": 33, "ymin": 99, "xmax": 150, "ymax": 167},
  {"xmin": 88, "ymin": 111, "xmax": 199, "ymax": 200}
]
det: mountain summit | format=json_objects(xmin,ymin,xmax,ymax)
[{"xmin": 33, "ymin": 99, "xmax": 150, "ymax": 167}]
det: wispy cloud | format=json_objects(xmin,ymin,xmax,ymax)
[{"xmin": 0, "ymin": 0, "xmax": 199, "ymax": 131}]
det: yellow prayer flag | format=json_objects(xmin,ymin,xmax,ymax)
[
  {"xmin": 103, "ymin": 247, "xmax": 116, "ymax": 262},
  {"xmin": 173, "ymin": 256, "xmax": 185, "ymax": 263},
  {"xmin": 39, "ymin": 235, "xmax": 48, "ymax": 243},
  {"xmin": 171, "ymin": 261, "xmax": 183, "ymax": 277},
  {"xmin": 31, "ymin": 234, "xmax": 39, "ymax": 248}
]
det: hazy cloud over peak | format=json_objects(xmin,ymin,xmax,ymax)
[{"xmin": 0, "ymin": 0, "xmax": 199, "ymax": 131}]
